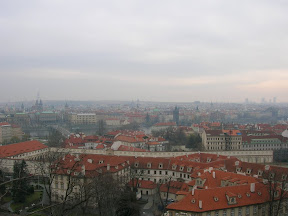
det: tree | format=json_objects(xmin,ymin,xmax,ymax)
[
  {"xmin": 186, "ymin": 134, "xmax": 202, "ymax": 150},
  {"xmin": 12, "ymin": 160, "xmax": 29, "ymax": 203},
  {"xmin": 0, "ymin": 169, "xmax": 7, "ymax": 200},
  {"xmin": 262, "ymin": 169, "xmax": 288, "ymax": 216},
  {"xmin": 10, "ymin": 136, "xmax": 21, "ymax": 144},
  {"xmin": 116, "ymin": 190, "xmax": 140, "ymax": 216},
  {"xmin": 97, "ymin": 120, "xmax": 106, "ymax": 136},
  {"xmin": 47, "ymin": 128, "xmax": 65, "ymax": 147}
]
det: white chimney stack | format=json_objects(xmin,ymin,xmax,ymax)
[
  {"xmin": 107, "ymin": 163, "xmax": 110, "ymax": 171},
  {"xmin": 250, "ymin": 183, "xmax": 255, "ymax": 193},
  {"xmin": 81, "ymin": 165, "xmax": 85, "ymax": 175},
  {"xmin": 199, "ymin": 200, "xmax": 202, "ymax": 209},
  {"xmin": 212, "ymin": 171, "xmax": 216, "ymax": 179},
  {"xmin": 192, "ymin": 189, "xmax": 195, "ymax": 196}
]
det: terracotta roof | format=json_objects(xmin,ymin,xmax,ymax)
[
  {"xmin": 167, "ymin": 183, "xmax": 271, "ymax": 212},
  {"xmin": 128, "ymin": 179, "xmax": 157, "ymax": 189},
  {"xmin": 0, "ymin": 140, "xmax": 48, "ymax": 158},
  {"xmin": 154, "ymin": 122, "xmax": 177, "ymax": 127},
  {"xmin": 0, "ymin": 122, "xmax": 10, "ymax": 126}
]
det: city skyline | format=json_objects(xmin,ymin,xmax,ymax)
[{"xmin": 1, "ymin": 1, "xmax": 288, "ymax": 103}]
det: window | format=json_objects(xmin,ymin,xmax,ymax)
[
  {"xmin": 231, "ymin": 209, "xmax": 234, "ymax": 216},
  {"xmin": 148, "ymin": 170, "xmax": 150, "ymax": 174},
  {"xmin": 223, "ymin": 209, "xmax": 226, "ymax": 216},
  {"xmin": 246, "ymin": 206, "xmax": 250, "ymax": 215},
  {"xmin": 238, "ymin": 208, "xmax": 242, "ymax": 216},
  {"xmin": 165, "ymin": 171, "xmax": 168, "ymax": 175},
  {"xmin": 253, "ymin": 206, "xmax": 257, "ymax": 214},
  {"xmin": 154, "ymin": 171, "xmax": 156, "ymax": 174},
  {"xmin": 159, "ymin": 171, "xmax": 162, "ymax": 175}
]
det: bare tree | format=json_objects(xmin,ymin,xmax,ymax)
[{"xmin": 262, "ymin": 169, "xmax": 288, "ymax": 216}]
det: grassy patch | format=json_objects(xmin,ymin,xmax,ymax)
[
  {"xmin": 1, "ymin": 195, "xmax": 12, "ymax": 203},
  {"xmin": 11, "ymin": 191, "xmax": 42, "ymax": 212}
]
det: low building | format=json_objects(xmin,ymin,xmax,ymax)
[
  {"xmin": 202, "ymin": 129, "xmax": 242, "ymax": 151},
  {"xmin": 68, "ymin": 113, "xmax": 97, "ymax": 124},
  {"xmin": 0, "ymin": 140, "xmax": 48, "ymax": 160},
  {"xmin": 151, "ymin": 122, "xmax": 177, "ymax": 131},
  {"xmin": 0, "ymin": 122, "xmax": 23, "ymax": 143},
  {"xmin": 39, "ymin": 111, "xmax": 58, "ymax": 123}
]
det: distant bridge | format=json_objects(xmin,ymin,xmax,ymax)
[{"xmin": 50, "ymin": 125, "xmax": 71, "ymax": 138}]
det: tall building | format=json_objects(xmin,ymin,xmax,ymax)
[{"xmin": 173, "ymin": 106, "xmax": 179, "ymax": 126}]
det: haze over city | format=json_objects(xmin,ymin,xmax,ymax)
[{"xmin": 1, "ymin": 0, "xmax": 288, "ymax": 103}]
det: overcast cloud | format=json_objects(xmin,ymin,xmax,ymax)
[{"xmin": 1, "ymin": 0, "xmax": 288, "ymax": 103}]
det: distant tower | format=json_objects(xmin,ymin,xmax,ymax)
[
  {"xmin": 273, "ymin": 97, "xmax": 277, "ymax": 103},
  {"xmin": 137, "ymin": 99, "xmax": 140, "ymax": 109},
  {"xmin": 261, "ymin": 98, "xmax": 266, "ymax": 103},
  {"xmin": 21, "ymin": 103, "xmax": 25, "ymax": 112},
  {"xmin": 173, "ymin": 106, "xmax": 179, "ymax": 126},
  {"xmin": 65, "ymin": 102, "xmax": 69, "ymax": 110},
  {"xmin": 39, "ymin": 99, "xmax": 43, "ymax": 112}
]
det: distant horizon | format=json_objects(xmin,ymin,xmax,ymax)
[{"xmin": 0, "ymin": 98, "xmax": 286, "ymax": 105}]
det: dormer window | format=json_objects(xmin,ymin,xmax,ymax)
[
  {"xmin": 187, "ymin": 167, "xmax": 192, "ymax": 172},
  {"xmin": 191, "ymin": 198, "xmax": 196, "ymax": 203},
  {"xmin": 229, "ymin": 197, "xmax": 236, "ymax": 204},
  {"xmin": 238, "ymin": 194, "xmax": 242, "ymax": 198},
  {"xmin": 134, "ymin": 162, "xmax": 139, "ymax": 167},
  {"xmin": 159, "ymin": 163, "xmax": 163, "ymax": 169},
  {"xmin": 246, "ymin": 169, "xmax": 251, "ymax": 174},
  {"xmin": 258, "ymin": 170, "xmax": 263, "ymax": 176},
  {"xmin": 246, "ymin": 192, "xmax": 250, "ymax": 197},
  {"xmin": 282, "ymin": 174, "xmax": 287, "ymax": 180},
  {"xmin": 207, "ymin": 158, "xmax": 211, "ymax": 163},
  {"xmin": 258, "ymin": 191, "xmax": 262, "ymax": 196},
  {"xmin": 180, "ymin": 166, "xmax": 184, "ymax": 171},
  {"xmin": 270, "ymin": 173, "xmax": 275, "ymax": 179},
  {"xmin": 236, "ymin": 167, "xmax": 241, "ymax": 172},
  {"xmin": 274, "ymin": 191, "xmax": 279, "ymax": 198},
  {"xmin": 214, "ymin": 196, "xmax": 219, "ymax": 202},
  {"xmin": 172, "ymin": 164, "xmax": 177, "ymax": 170},
  {"xmin": 147, "ymin": 163, "xmax": 151, "ymax": 168}
]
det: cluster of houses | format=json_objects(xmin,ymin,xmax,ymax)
[
  {"xmin": 64, "ymin": 130, "xmax": 169, "ymax": 152},
  {"xmin": 1, "ymin": 140, "xmax": 288, "ymax": 215}
]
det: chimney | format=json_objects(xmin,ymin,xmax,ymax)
[
  {"xmin": 87, "ymin": 159, "xmax": 93, "ymax": 163},
  {"xmin": 107, "ymin": 163, "xmax": 110, "ymax": 171},
  {"xmin": 81, "ymin": 165, "xmax": 85, "ymax": 175},
  {"xmin": 250, "ymin": 183, "xmax": 255, "ymax": 193},
  {"xmin": 192, "ymin": 189, "xmax": 195, "ymax": 196},
  {"xmin": 199, "ymin": 200, "xmax": 202, "ymax": 209},
  {"xmin": 212, "ymin": 171, "xmax": 216, "ymax": 179}
]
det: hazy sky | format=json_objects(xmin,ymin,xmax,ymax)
[{"xmin": 1, "ymin": 0, "xmax": 288, "ymax": 103}]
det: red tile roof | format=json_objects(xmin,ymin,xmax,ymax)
[
  {"xmin": 154, "ymin": 122, "xmax": 177, "ymax": 127},
  {"xmin": 0, "ymin": 140, "xmax": 48, "ymax": 158},
  {"xmin": 167, "ymin": 183, "xmax": 271, "ymax": 212}
]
